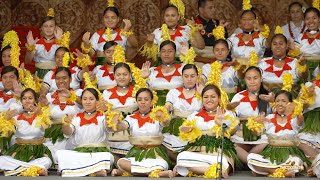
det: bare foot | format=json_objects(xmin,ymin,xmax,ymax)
[
  {"xmin": 284, "ymin": 170, "xmax": 295, "ymax": 178},
  {"xmin": 38, "ymin": 169, "xmax": 48, "ymax": 176},
  {"xmin": 94, "ymin": 169, "xmax": 107, "ymax": 177},
  {"xmin": 111, "ymin": 169, "xmax": 123, "ymax": 176},
  {"xmin": 252, "ymin": 171, "xmax": 258, "ymax": 177},
  {"xmin": 307, "ymin": 168, "xmax": 315, "ymax": 177},
  {"xmin": 222, "ymin": 170, "xmax": 229, "ymax": 178},
  {"xmin": 159, "ymin": 170, "xmax": 175, "ymax": 178}
]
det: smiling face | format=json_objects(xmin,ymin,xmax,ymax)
[
  {"xmin": 245, "ymin": 68, "xmax": 262, "ymax": 93},
  {"xmin": 2, "ymin": 71, "xmax": 18, "ymax": 91},
  {"xmin": 81, "ymin": 90, "xmax": 98, "ymax": 112},
  {"xmin": 202, "ymin": 89, "xmax": 220, "ymax": 111},
  {"xmin": 271, "ymin": 35, "xmax": 287, "ymax": 58},
  {"xmin": 103, "ymin": 10, "xmax": 119, "ymax": 29},
  {"xmin": 305, "ymin": 11, "xmax": 320, "ymax": 31},
  {"xmin": 114, "ymin": 66, "xmax": 130, "ymax": 87},
  {"xmin": 55, "ymin": 49, "xmax": 68, "ymax": 67},
  {"xmin": 182, "ymin": 68, "xmax": 197, "ymax": 89},
  {"xmin": 240, "ymin": 11, "xmax": 255, "ymax": 31},
  {"xmin": 160, "ymin": 44, "xmax": 175, "ymax": 64},
  {"xmin": 213, "ymin": 42, "xmax": 229, "ymax": 61},
  {"xmin": 136, "ymin": 91, "xmax": 152, "ymax": 114},
  {"xmin": 41, "ymin": 19, "xmax": 55, "ymax": 38},
  {"xmin": 55, "ymin": 70, "xmax": 71, "ymax": 90},
  {"xmin": 164, "ymin": 6, "xmax": 180, "ymax": 28},
  {"xmin": 1, "ymin": 48, "xmax": 11, "ymax": 66},
  {"xmin": 21, "ymin": 91, "xmax": 36, "ymax": 111},
  {"xmin": 275, "ymin": 93, "xmax": 289, "ymax": 114}
]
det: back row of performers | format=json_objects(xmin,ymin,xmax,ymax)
[{"xmin": 1, "ymin": 0, "xmax": 320, "ymax": 178}]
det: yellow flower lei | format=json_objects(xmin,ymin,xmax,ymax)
[
  {"xmin": 150, "ymin": 106, "xmax": 170, "ymax": 123},
  {"xmin": 179, "ymin": 47, "xmax": 196, "ymax": 64},
  {"xmin": 206, "ymin": 61, "xmax": 222, "ymax": 86},
  {"xmin": 246, "ymin": 116, "xmax": 264, "ymax": 135},
  {"xmin": 260, "ymin": 24, "xmax": 270, "ymax": 38},
  {"xmin": 80, "ymin": 42, "xmax": 92, "ymax": 54},
  {"xmin": 268, "ymin": 167, "xmax": 288, "ymax": 178},
  {"xmin": 148, "ymin": 169, "xmax": 162, "ymax": 178},
  {"xmin": 296, "ymin": 62, "xmax": 307, "ymax": 74},
  {"xmin": 169, "ymin": 0, "xmax": 185, "ymax": 19},
  {"xmin": 35, "ymin": 106, "xmax": 52, "ymax": 129},
  {"xmin": 274, "ymin": 26, "xmax": 284, "ymax": 35},
  {"xmin": 188, "ymin": 23, "xmax": 202, "ymax": 41},
  {"xmin": 61, "ymin": 116, "xmax": 70, "ymax": 125},
  {"xmin": 139, "ymin": 43, "xmax": 158, "ymax": 62},
  {"xmin": 292, "ymin": 100, "xmax": 303, "ymax": 118},
  {"xmin": 244, "ymin": 51, "xmax": 259, "ymax": 72},
  {"xmin": 161, "ymin": 24, "xmax": 171, "ymax": 42},
  {"xmin": 316, "ymin": 73, "xmax": 320, "ymax": 80},
  {"xmin": 105, "ymin": 110, "xmax": 124, "ymax": 131},
  {"xmin": 1, "ymin": 30, "xmax": 19, "ymax": 50},
  {"xmin": 211, "ymin": 115, "xmax": 238, "ymax": 138},
  {"xmin": 179, "ymin": 119, "xmax": 202, "ymax": 143},
  {"xmin": 62, "ymin": 52, "xmax": 70, "ymax": 68},
  {"xmin": 25, "ymin": 43, "xmax": 36, "ymax": 52},
  {"xmin": 121, "ymin": 171, "xmax": 132, "ymax": 176},
  {"xmin": 212, "ymin": 25, "xmax": 225, "ymax": 40},
  {"xmin": 242, "ymin": 0, "xmax": 252, "ymax": 10},
  {"xmin": 203, "ymin": 163, "xmax": 223, "ymax": 178},
  {"xmin": 313, "ymin": 0, "xmax": 320, "ymax": 11},
  {"xmin": 298, "ymin": 84, "xmax": 316, "ymax": 107},
  {"xmin": 10, "ymin": 44, "xmax": 21, "ymax": 68},
  {"xmin": 47, "ymin": 8, "xmax": 55, "ymax": 17},
  {"xmin": 57, "ymin": 31, "xmax": 70, "ymax": 49},
  {"xmin": 113, "ymin": 44, "xmax": 126, "ymax": 64},
  {"xmin": 18, "ymin": 166, "xmax": 42, "ymax": 177},
  {"xmin": 287, "ymin": 49, "xmax": 300, "ymax": 58},
  {"xmin": 121, "ymin": 30, "xmax": 134, "ymax": 38},
  {"xmin": 83, "ymin": 72, "xmax": 102, "ymax": 100},
  {"xmin": 281, "ymin": 73, "xmax": 293, "ymax": 92},
  {"xmin": 0, "ymin": 112, "xmax": 17, "ymax": 137},
  {"xmin": 105, "ymin": 28, "xmax": 112, "ymax": 41},
  {"xmin": 66, "ymin": 90, "xmax": 77, "ymax": 103},
  {"xmin": 76, "ymin": 53, "xmax": 93, "ymax": 68}
]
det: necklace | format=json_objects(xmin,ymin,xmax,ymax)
[
  {"xmin": 44, "ymin": 36, "xmax": 55, "ymax": 41},
  {"xmin": 248, "ymin": 90, "xmax": 259, "ymax": 96},
  {"xmin": 307, "ymin": 29, "xmax": 320, "ymax": 35},
  {"xmin": 85, "ymin": 110, "xmax": 96, "ymax": 115},
  {"xmin": 162, "ymin": 63, "xmax": 174, "ymax": 67},
  {"xmin": 277, "ymin": 113, "xmax": 286, "ymax": 118},
  {"xmin": 140, "ymin": 111, "xmax": 150, "ymax": 117},
  {"xmin": 183, "ymin": 85, "xmax": 196, "ymax": 91},
  {"xmin": 288, "ymin": 21, "xmax": 305, "ymax": 39},
  {"xmin": 117, "ymin": 85, "xmax": 129, "ymax": 89},
  {"xmin": 273, "ymin": 56, "xmax": 286, "ymax": 61},
  {"xmin": 243, "ymin": 30, "xmax": 255, "ymax": 34}
]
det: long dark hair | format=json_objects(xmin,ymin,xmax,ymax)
[
  {"xmin": 244, "ymin": 66, "xmax": 269, "ymax": 114},
  {"xmin": 275, "ymin": 90, "xmax": 293, "ymax": 102}
]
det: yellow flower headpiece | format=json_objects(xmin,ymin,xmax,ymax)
[
  {"xmin": 57, "ymin": 31, "xmax": 71, "ymax": 49},
  {"xmin": 179, "ymin": 47, "xmax": 196, "ymax": 64},
  {"xmin": 281, "ymin": 73, "xmax": 293, "ymax": 92},
  {"xmin": 113, "ymin": 44, "xmax": 126, "ymax": 64},
  {"xmin": 62, "ymin": 52, "xmax": 71, "ymax": 68},
  {"xmin": 83, "ymin": 72, "xmax": 102, "ymax": 100},
  {"xmin": 244, "ymin": 51, "xmax": 259, "ymax": 72},
  {"xmin": 1, "ymin": 30, "xmax": 19, "ymax": 50},
  {"xmin": 107, "ymin": 0, "xmax": 115, "ymax": 7},
  {"xmin": 21, "ymin": 70, "xmax": 40, "ymax": 92},
  {"xmin": 242, "ymin": 0, "xmax": 252, "ymax": 10},
  {"xmin": 313, "ymin": 0, "xmax": 320, "ymax": 10},
  {"xmin": 274, "ymin": 26, "xmax": 284, "ymax": 35},
  {"xmin": 212, "ymin": 26, "xmax": 225, "ymax": 40},
  {"xmin": 161, "ymin": 24, "xmax": 171, "ymax": 42},
  {"xmin": 169, "ymin": 0, "xmax": 185, "ymax": 19},
  {"xmin": 47, "ymin": 8, "xmax": 55, "ymax": 17}
]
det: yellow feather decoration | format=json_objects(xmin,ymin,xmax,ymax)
[
  {"xmin": 21, "ymin": 70, "xmax": 38, "ymax": 92},
  {"xmin": 268, "ymin": 167, "xmax": 288, "ymax": 178},
  {"xmin": 148, "ymin": 169, "xmax": 162, "ymax": 178},
  {"xmin": 113, "ymin": 44, "xmax": 126, "ymax": 64},
  {"xmin": 212, "ymin": 26, "xmax": 225, "ymax": 40},
  {"xmin": 313, "ymin": 0, "xmax": 320, "ymax": 10},
  {"xmin": 188, "ymin": 24, "xmax": 202, "ymax": 41},
  {"xmin": 211, "ymin": 115, "xmax": 238, "ymax": 138},
  {"xmin": 83, "ymin": 72, "xmax": 102, "ymax": 100},
  {"xmin": 274, "ymin": 26, "xmax": 284, "ymax": 35},
  {"xmin": 35, "ymin": 106, "xmax": 52, "ymax": 129},
  {"xmin": 139, "ymin": 43, "xmax": 158, "ymax": 62},
  {"xmin": 260, "ymin": 24, "xmax": 270, "ymax": 38},
  {"xmin": 169, "ymin": 0, "xmax": 185, "ymax": 19},
  {"xmin": 242, "ymin": 0, "xmax": 252, "ymax": 10},
  {"xmin": 0, "ymin": 112, "xmax": 17, "ymax": 137},
  {"xmin": 281, "ymin": 73, "xmax": 293, "ymax": 92},
  {"xmin": 47, "ymin": 8, "xmax": 55, "ymax": 17},
  {"xmin": 105, "ymin": 28, "xmax": 112, "ymax": 41},
  {"xmin": 66, "ymin": 90, "xmax": 77, "ymax": 103},
  {"xmin": 203, "ymin": 163, "xmax": 223, "ymax": 178},
  {"xmin": 161, "ymin": 24, "xmax": 171, "ymax": 42},
  {"xmin": 76, "ymin": 54, "xmax": 93, "ymax": 68},
  {"xmin": 246, "ymin": 116, "xmax": 264, "ymax": 135},
  {"xmin": 316, "ymin": 73, "xmax": 320, "ymax": 80},
  {"xmin": 179, "ymin": 119, "xmax": 202, "ymax": 143},
  {"xmin": 107, "ymin": 0, "xmax": 115, "ymax": 7},
  {"xmin": 18, "ymin": 166, "xmax": 42, "ymax": 177},
  {"xmin": 179, "ymin": 47, "xmax": 196, "ymax": 64},
  {"xmin": 150, "ymin": 106, "xmax": 170, "ymax": 123}
]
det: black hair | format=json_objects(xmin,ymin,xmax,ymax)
[
  {"xmin": 55, "ymin": 67, "xmax": 71, "ymax": 78},
  {"xmin": 81, "ymin": 88, "xmax": 100, "ymax": 100},
  {"xmin": 41, "ymin": 16, "xmax": 55, "ymax": 26},
  {"xmin": 1, "ymin": 65, "xmax": 19, "ymax": 79},
  {"xmin": 240, "ymin": 10, "xmax": 257, "ymax": 19},
  {"xmin": 198, "ymin": 0, "xmax": 213, "ymax": 10},
  {"xmin": 103, "ymin": 7, "xmax": 120, "ymax": 17},
  {"xmin": 244, "ymin": 66, "xmax": 269, "ymax": 114},
  {"xmin": 160, "ymin": 40, "xmax": 176, "ymax": 52},
  {"xmin": 164, "ymin": 5, "xmax": 179, "ymax": 14},
  {"xmin": 201, "ymin": 84, "xmax": 221, "ymax": 97},
  {"xmin": 304, "ymin": 7, "xmax": 320, "ymax": 18},
  {"xmin": 114, "ymin": 62, "xmax": 131, "ymax": 73},
  {"xmin": 275, "ymin": 90, "xmax": 293, "ymax": 102},
  {"xmin": 55, "ymin": 47, "xmax": 69, "ymax": 56},
  {"xmin": 0, "ymin": 45, "xmax": 11, "ymax": 67},
  {"xmin": 213, "ymin": 39, "xmax": 229, "ymax": 50},
  {"xmin": 182, "ymin": 64, "xmax": 198, "ymax": 75},
  {"xmin": 289, "ymin": 2, "xmax": 302, "ymax": 11},
  {"xmin": 271, "ymin": 34, "xmax": 288, "ymax": 45},
  {"xmin": 135, "ymin": 88, "xmax": 153, "ymax": 100},
  {"xmin": 103, "ymin": 41, "xmax": 117, "ymax": 51},
  {"xmin": 21, "ymin": 88, "xmax": 38, "ymax": 103}
]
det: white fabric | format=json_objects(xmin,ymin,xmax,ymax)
[
  {"xmin": 153, "ymin": 25, "xmax": 191, "ymax": 56},
  {"xmin": 295, "ymin": 33, "xmax": 320, "ymax": 55},
  {"xmin": 312, "ymin": 153, "xmax": 320, "ymax": 178},
  {"xmin": 304, "ymin": 83, "xmax": 320, "ymax": 113},
  {"xmin": 258, "ymin": 57, "xmax": 300, "ymax": 84},
  {"xmin": 147, "ymin": 64, "xmax": 184, "ymax": 90},
  {"xmin": 282, "ymin": 21, "xmax": 305, "ymax": 42},
  {"xmin": 93, "ymin": 65, "xmax": 116, "ymax": 90},
  {"xmin": 0, "ymin": 82, "xmax": 3, "ymax": 90},
  {"xmin": 202, "ymin": 64, "xmax": 238, "ymax": 89},
  {"xmin": 43, "ymin": 66, "xmax": 82, "ymax": 92},
  {"xmin": 13, "ymin": 115, "xmax": 44, "ymax": 139},
  {"xmin": 0, "ymin": 156, "xmax": 52, "ymax": 176},
  {"xmin": 264, "ymin": 114, "xmax": 303, "ymax": 137},
  {"xmin": 228, "ymin": 33, "xmax": 266, "ymax": 58},
  {"xmin": 90, "ymin": 30, "xmax": 127, "ymax": 52},
  {"xmin": 34, "ymin": 43, "xmax": 60, "ymax": 63},
  {"xmin": 0, "ymin": 92, "xmax": 23, "ymax": 113},
  {"xmin": 102, "ymin": 87, "xmax": 137, "ymax": 112},
  {"xmin": 118, "ymin": 157, "xmax": 168, "ymax": 174}
]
